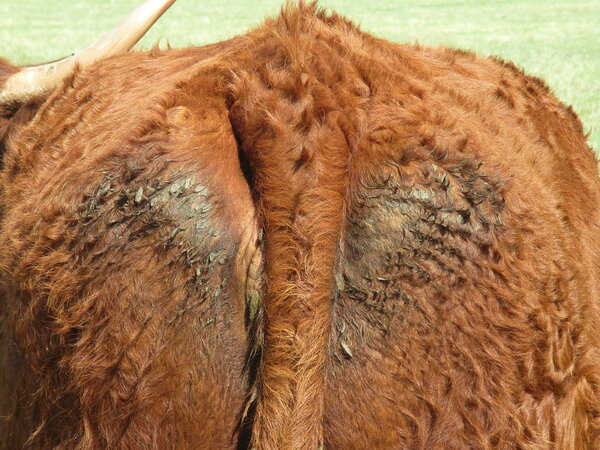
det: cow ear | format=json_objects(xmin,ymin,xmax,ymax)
[
  {"xmin": 0, "ymin": 58, "xmax": 20, "ymax": 120},
  {"xmin": 0, "ymin": 59, "xmax": 44, "ymax": 157}
]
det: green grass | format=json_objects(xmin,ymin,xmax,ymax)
[{"xmin": 1, "ymin": 0, "xmax": 599, "ymax": 153}]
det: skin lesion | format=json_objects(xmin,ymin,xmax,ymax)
[
  {"xmin": 341, "ymin": 154, "xmax": 505, "ymax": 301},
  {"xmin": 331, "ymin": 152, "xmax": 509, "ymax": 388}
]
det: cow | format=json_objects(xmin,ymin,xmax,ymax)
[{"xmin": 1, "ymin": 1, "xmax": 599, "ymax": 449}]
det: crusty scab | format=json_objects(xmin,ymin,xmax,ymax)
[
  {"xmin": 338, "ymin": 154, "xmax": 505, "ymax": 336},
  {"xmin": 79, "ymin": 160, "xmax": 235, "ymax": 294},
  {"xmin": 1, "ymin": 2, "xmax": 600, "ymax": 450},
  {"xmin": 80, "ymin": 162, "xmax": 227, "ymax": 261}
]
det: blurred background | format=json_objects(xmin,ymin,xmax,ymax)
[{"xmin": 1, "ymin": 0, "xmax": 598, "ymax": 153}]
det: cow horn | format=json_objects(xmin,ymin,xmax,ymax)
[{"xmin": 0, "ymin": 0, "xmax": 177, "ymax": 106}]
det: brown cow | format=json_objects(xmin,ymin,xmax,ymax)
[{"xmin": 1, "ymin": 2, "xmax": 599, "ymax": 449}]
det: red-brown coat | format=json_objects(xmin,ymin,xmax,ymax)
[{"xmin": 1, "ymin": 4, "xmax": 599, "ymax": 449}]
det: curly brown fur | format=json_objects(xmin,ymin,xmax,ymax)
[
  {"xmin": 1, "ymin": 2, "xmax": 599, "ymax": 449},
  {"xmin": 0, "ymin": 58, "xmax": 31, "ymax": 158}
]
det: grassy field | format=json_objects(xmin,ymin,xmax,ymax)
[{"xmin": 1, "ymin": 0, "xmax": 599, "ymax": 153}]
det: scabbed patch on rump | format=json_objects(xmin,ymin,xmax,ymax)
[{"xmin": 1, "ymin": 2, "xmax": 599, "ymax": 449}]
